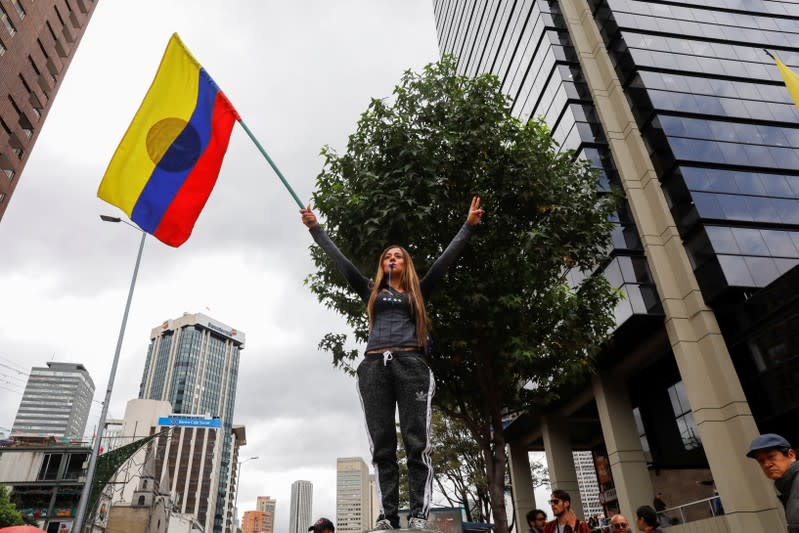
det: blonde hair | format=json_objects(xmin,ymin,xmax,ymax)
[{"xmin": 367, "ymin": 245, "xmax": 429, "ymax": 349}]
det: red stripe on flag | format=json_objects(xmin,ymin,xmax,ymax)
[{"xmin": 154, "ymin": 92, "xmax": 239, "ymax": 247}]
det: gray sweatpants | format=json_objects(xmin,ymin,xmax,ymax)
[{"xmin": 356, "ymin": 352, "xmax": 435, "ymax": 524}]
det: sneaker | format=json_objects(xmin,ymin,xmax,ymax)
[
  {"xmin": 408, "ymin": 517, "xmax": 432, "ymax": 530},
  {"xmin": 371, "ymin": 519, "xmax": 395, "ymax": 531}
]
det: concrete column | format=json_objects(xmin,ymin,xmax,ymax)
[
  {"xmin": 593, "ymin": 372, "xmax": 654, "ymax": 522},
  {"xmin": 541, "ymin": 416, "xmax": 584, "ymax": 519},
  {"xmin": 508, "ymin": 442, "xmax": 537, "ymax": 530},
  {"xmin": 558, "ymin": 0, "xmax": 786, "ymax": 529}
]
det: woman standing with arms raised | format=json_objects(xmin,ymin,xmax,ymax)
[{"xmin": 300, "ymin": 197, "xmax": 484, "ymax": 531}]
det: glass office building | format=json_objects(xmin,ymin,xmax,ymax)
[
  {"xmin": 11, "ymin": 361, "xmax": 95, "ymax": 439},
  {"xmin": 434, "ymin": 0, "xmax": 798, "ymax": 529},
  {"xmin": 139, "ymin": 312, "xmax": 245, "ymax": 533}
]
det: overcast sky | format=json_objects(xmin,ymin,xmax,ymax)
[{"xmin": 0, "ymin": 1, "xmax": 552, "ymax": 530}]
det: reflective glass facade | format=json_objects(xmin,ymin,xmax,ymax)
[
  {"xmin": 434, "ymin": 0, "xmax": 662, "ymax": 332},
  {"xmin": 589, "ymin": 0, "xmax": 799, "ymax": 300},
  {"xmin": 139, "ymin": 313, "xmax": 244, "ymax": 533},
  {"xmin": 434, "ymin": 0, "xmax": 799, "ymax": 462}
]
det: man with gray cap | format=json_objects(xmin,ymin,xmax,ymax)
[{"xmin": 746, "ymin": 433, "xmax": 798, "ymax": 532}]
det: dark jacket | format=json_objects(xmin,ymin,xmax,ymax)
[
  {"xmin": 776, "ymin": 461, "xmax": 799, "ymax": 532},
  {"xmin": 310, "ymin": 223, "xmax": 473, "ymax": 352}
]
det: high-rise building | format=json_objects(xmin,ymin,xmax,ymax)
[
  {"xmin": 572, "ymin": 451, "xmax": 601, "ymax": 519},
  {"xmin": 0, "ymin": 0, "xmax": 98, "ymax": 220},
  {"xmin": 242, "ymin": 511, "xmax": 269, "ymax": 533},
  {"xmin": 336, "ymin": 457, "xmax": 370, "ymax": 533},
  {"xmin": 11, "ymin": 361, "xmax": 94, "ymax": 439},
  {"xmin": 256, "ymin": 496, "xmax": 276, "ymax": 533},
  {"xmin": 139, "ymin": 312, "xmax": 245, "ymax": 533},
  {"xmin": 288, "ymin": 480, "xmax": 313, "ymax": 533},
  {"xmin": 434, "ymin": 0, "xmax": 798, "ymax": 530}
]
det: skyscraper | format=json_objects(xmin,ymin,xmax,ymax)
[
  {"xmin": 572, "ymin": 451, "xmax": 601, "ymax": 519},
  {"xmin": 0, "ymin": 0, "xmax": 98, "ymax": 220},
  {"xmin": 336, "ymin": 457, "xmax": 371, "ymax": 533},
  {"xmin": 434, "ymin": 0, "xmax": 798, "ymax": 529},
  {"xmin": 256, "ymin": 496, "xmax": 276, "ymax": 533},
  {"xmin": 139, "ymin": 312, "xmax": 245, "ymax": 533},
  {"xmin": 288, "ymin": 480, "xmax": 313, "ymax": 533},
  {"xmin": 11, "ymin": 361, "xmax": 94, "ymax": 439}
]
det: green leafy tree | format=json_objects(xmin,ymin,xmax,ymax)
[
  {"xmin": 0, "ymin": 485, "xmax": 25, "ymax": 527},
  {"xmin": 307, "ymin": 56, "xmax": 619, "ymax": 533}
]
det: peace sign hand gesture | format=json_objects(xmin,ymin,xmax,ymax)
[{"xmin": 466, "ymin": 195, "xmax": 485, "ymax": 226}]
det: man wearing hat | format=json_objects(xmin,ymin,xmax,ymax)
[
  {"xmin": 746, "ymin": 433, "xmax": 799, "ymax": 532},
  {"xmin": 309, "ymin": 518, "xmax": 335, "ymax": 533}
]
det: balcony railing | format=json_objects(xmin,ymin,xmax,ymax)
[{"xmin": 661, "ymin": 495, "xmax": 724, "ymax": 526}]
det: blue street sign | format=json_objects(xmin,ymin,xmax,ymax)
[{"xmin": 158, "ymin": 417, "xmax": 222, "ymax": 428}]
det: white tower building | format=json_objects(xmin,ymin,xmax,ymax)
[{"xmin": 289, "ymin": 480, "xmax": 313, "ymax": 533}]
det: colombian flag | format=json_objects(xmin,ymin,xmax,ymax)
[{"xmin": 98, "ymin": 33, "xmax": 239, "ymax": 247}]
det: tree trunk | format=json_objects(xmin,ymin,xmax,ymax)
[
  {"xmin": 486, "ymin": 431, "xmax": 509, "ymax": 533},
  {"xmin": 462, "ymin": 489, "xmax": 473, "ymax": 522},
  {"xmin": 477, "ymin": 345, "xmax": 511, "ymax": 533}
]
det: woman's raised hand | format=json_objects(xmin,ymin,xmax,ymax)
[
  {"xmin": 466, "ymin": 195, "xmax": 485, "ymax": 225},
  {"xmin": 300, "ymin": 205, "xmax": 319, "ymax": 228}
]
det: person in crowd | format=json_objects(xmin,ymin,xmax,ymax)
[
  {"xmin": 746, "ymin": 433, "xmax": 798, "ymax": 532},
  {"xmin": 610, "ymin": 514, "xmax": 632, "ymax": 533},
  {"xmin": 543, "ymin": 489, "xmax": 589, "ymax": 533},
  {"xmin": 634, "ymin": 506, "xmax": 662, "ymax": 533},
  {"xmin": 652, "ymin": 492, "xmax": 667, "ymax": 526},
  {"xmin": 527, "ymin": 509, "xmax": 547, "ymax": 533}
]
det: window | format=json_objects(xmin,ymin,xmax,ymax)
[
  {"xmin": 19, "ymin": 75, "xmax": 41, "ymax": 118},
  {"xmin": 8, "ymin": 96, "xmax": 33, "ymax": 138},
  {"xmin": 10, "ymin": 0, "xmax": 25, "ymax": 19},
  {"xmin": 64, "ymin": 453, "xmax": 88, "ymax": 479},
  {"xmin": 0, "ymin": 5, "xmax": 16, "ymax": 35},
  {"xmin": 0, "ymin": 117, "xmax": 22, "ymax": 160},
  {"xmin": 37, "ymin": 39, "xmax": 49, "ymax": 59},
  {"xmin": 0, "ymin": 37, "xmax": 5, "ymax": 56},
  {"xmin": 667, "ymin": 381, "xmax": 701, "ymax": 451},
  {"xmin": 38, "ymin": 453, "xmax": 64, "ymax": 480},
  {"xmin": 0, "ymin": 192, "xmax": 5, "ymax": 203},
  {"xmin": 54, "ymin": 5, "xmax": 65, "ymax": 27}
]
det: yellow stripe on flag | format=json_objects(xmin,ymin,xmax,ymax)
[
  {"xmin": 776, "ymin": 57, "xmax": 799, "ymax": 111},
  {"xmin": 98, "ymin": 34, "xmax": 201, "ymax": 216}
]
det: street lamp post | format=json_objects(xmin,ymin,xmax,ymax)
[
  {"xmin": 234, "ymin": 456, "xmax": 260, "ymax": 529},
  {"xmin": 72, "ymin": 216, "xmax": 146, "ymax": 533}
]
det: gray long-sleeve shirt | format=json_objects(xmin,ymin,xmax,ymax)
[
  {"xmin": 777, "ymin": 461, "xmax": 799, "ymax": 532},
  {"xmin": 309, "ymin": 223, "xmax": 473, "ymax": 352}
]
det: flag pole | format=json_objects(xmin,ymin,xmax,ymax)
[
  {"xmin": 73, "ymin": 227, "xmax": 146, "ymax": 533},
  {"xmin": 237, "ymin": 119, "xmax": 306, "ymax": 208}
]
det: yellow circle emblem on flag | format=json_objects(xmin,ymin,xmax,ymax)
[{"xmin": 147, "ymin": 117, "xmax": 202, "ymax": 172}]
